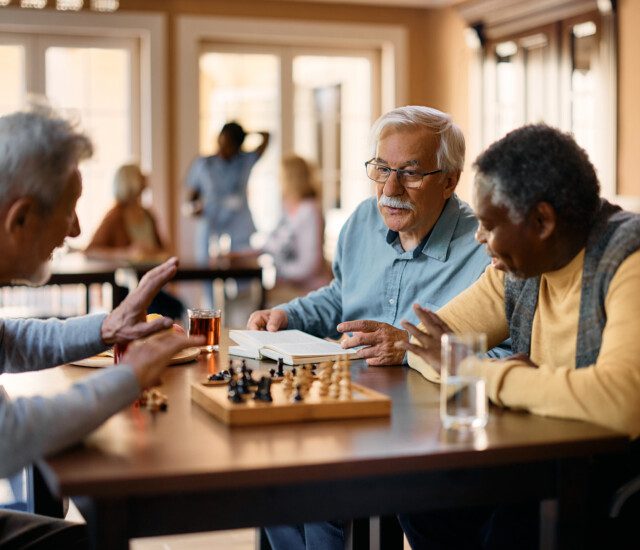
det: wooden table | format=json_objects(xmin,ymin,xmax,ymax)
[{"xmin": 2, "ymin": 334, "xmax": 627, "ymax": 550}]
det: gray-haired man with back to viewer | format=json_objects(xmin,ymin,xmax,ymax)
[
  {"xmin": 0, "ymin": 107, "xmax": 202, "ymax": 548},
  {"xmin": 249, "ymin": 105, "xmax": 507, "ymax": 550}
]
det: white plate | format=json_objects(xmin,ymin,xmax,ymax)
[{"xmin": 71, "ymin": 347, "xmax": 201, "ymax": 368}]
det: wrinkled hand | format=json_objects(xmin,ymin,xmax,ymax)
[
  {"xmin": 395, "ymin": 304, "xmax": 452, "ymax": 373},
  {"xmin": 247, "ymin": 309, "xmax": 288, "ymax": 331},
  {"xmin": 101, "ymin": 257, "xmax": 179, "ymax": 345},
  {"xmin": 123, "ymin": 332, "xmax": 205, "ymax": 389},
  {"xmin": 337, "ymin": 320, "xmax": 407, "ymax": 366}
]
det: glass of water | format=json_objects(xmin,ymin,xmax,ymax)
[{"xmin": 440, "ymin": 333, "xmax": 488, "ymax": 430}]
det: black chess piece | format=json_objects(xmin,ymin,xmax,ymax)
[
  {"xmin": 294, "ymin": 384, "xmax": 304, "ymax": 402},
  {"xmin": 254, "ymin": 376, "xmax": 273, "ymax": 402},
  {"xmin": 276, "ymin": 358, "xmax": 285, "ymax": 377},
  {"xmin": 269, "ymin": 368, "xmax": 276, "ymax": 378},
  {"xmin": 311, "ymin": 363, "xmax": 318, "ymax": 374},
  {"xmin": 236, "ymin": 376, "xmax": 250, "ymax": 395},
  {"xmin": 291, "ymin": 367, "xmax": 297, "ymax": 377},
  {"xmin": 208, "ymin": 372, "xmax": 226, "ymax": 382},
  {"xmin": 227, "ymin": 379, "xmax": 243, "ymax": 403},
  {"xmin": 246, "ymin": 368, "xmax": 258, "ymax": 387}
]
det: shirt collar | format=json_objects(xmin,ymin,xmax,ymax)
[{"xmin": 384, "ymin": 195, "xmax": 462, "ymax": 261}]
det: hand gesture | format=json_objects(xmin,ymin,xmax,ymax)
[
  {"xmin": 395, "ymin": 304, "xmax": 452, "ymax": 372},
  {"xmin": 337, "ymin": 320, "xmax": 407, "ymax": 366},
  {"xmin": 123, "ymin": 332, "xmax": 205, "ymax": 389},
  {"xmin": 247, "ymin": 309, "xmax": 289, "ymax": 331},
  {"xmin": 101, "ymin": 257, "xmax": 179, "ymax": 345}
]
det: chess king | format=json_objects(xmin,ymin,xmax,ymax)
[{"xmin": 251, "ymin": 105, "xmax": 508, "ymax": 550}]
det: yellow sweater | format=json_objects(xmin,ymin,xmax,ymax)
[{"xmin": 408, "ymin": 248, "xmax": 640, "ymax": 437}]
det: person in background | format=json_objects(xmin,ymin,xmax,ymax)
[
  {"xmin": 185, "ymin": 121, "xmax": 269, "ymax": 307},
  {"xmin": 185, "ymin": 121, "xmax": 270, "ymax": 259},
  {"xmin": 0, "ymin": 107, "xmax": 203, "ymax": 548},
  {"xmin": 85, "ymin": 164, "xmax": 185, "ymax": 320},
  {"xmin": 262, "ymin": 155, "xmax": 330, "ymax": 296}
]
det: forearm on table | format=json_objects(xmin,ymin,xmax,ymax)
[{"xmin": 0, "ymin": 314, "xmax": 108, "ymax": 373}]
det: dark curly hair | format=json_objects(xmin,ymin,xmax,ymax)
[
  {"xmin": 473, "ymin": 124, "xmax": 600, "ymax": 234},
  {"xmin": 220, "ymin": 121, "xmax": 246, "ymax": 149}
]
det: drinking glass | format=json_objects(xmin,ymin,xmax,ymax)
[
  {"xmin": 440, "ymin": 333, "xmax": 488, "ymax": 430},
  {"xmin": 188, "ymin": 308, "xmax": 221, "ymax": 352}
]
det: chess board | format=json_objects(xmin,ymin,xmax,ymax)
[{"xmin": 191, "ymin": 378, "xmax": 391, "ymax": 426}]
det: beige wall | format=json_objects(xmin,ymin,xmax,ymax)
[
  {"xmin": 617, "ymin": 0, "xmax": 640, "ymax": 198},
  {"xmin": 117, "ymin": 0, "xmax": 470, "ymax": 239}
]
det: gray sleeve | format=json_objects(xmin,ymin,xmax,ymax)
[
  {"xmin": 279, "ymin": 226, "xmax": 345, "ymax": 338},
  {"xmin": 0, "ymin": 314, "xmax": 108, "ymax": 374},
  {"xmin": 0, "ymin": 366, "xmax": 140, "ymax": 478}
]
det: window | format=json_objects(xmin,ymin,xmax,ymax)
[
  {"xmin": 197, "ymin": 44, "xmax": 378, "ymax": 254},
  {"xmin": 465, "ymin": 3, "xmax": 616, "ymax": 199}
]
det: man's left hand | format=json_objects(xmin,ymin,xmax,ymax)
[
  {"xmin": 337, "ymin": 320, "xmax": 407, "ymax": 366},
  {"xmin": 100, "ymin": 257, "xmax": 179, "ymax": 345}
]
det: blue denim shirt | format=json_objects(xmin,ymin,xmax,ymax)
[{"xmin": 280, "ymin": 194, "xmax": 493, "ymax": 341}]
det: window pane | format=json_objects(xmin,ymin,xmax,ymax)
[
  {"xmin": 45, "ymin": 46, "xmax": 132, "ymax": 248},
  {"xmin": 494, "ymin": 44, "xmax": 520, "ymax": 137},
  {"xmin": 293, "ymin": 55, "xmax": 372, "ymax": 214},
  {"xmin": 571, "ymin": 21, "xmax": 598, "ymax": 161},
  {"xmin": 199, "ymin": 52, "xmax": 280, "ymax": 233},
  {"xmin": 0, "ymin": 45, "xmax": 25, "ymax": 116}
]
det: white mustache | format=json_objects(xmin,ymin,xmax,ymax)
[{"xmin": 378, "ymin": 195, "xmax": 416, "ymax": 212}]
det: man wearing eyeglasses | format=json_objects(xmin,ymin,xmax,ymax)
[{"xmin": 248, "ymin": 105, "xmax": 495, "ymax": 369}]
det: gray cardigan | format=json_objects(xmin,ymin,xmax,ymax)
[{"xmin": 0, "ymin": 314, "xmax": 140, "ymax": 477}]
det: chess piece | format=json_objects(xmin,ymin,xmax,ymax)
[
  {"xmin": 277, "ymin": 358, "xmax": 285, "ymax": 377},
  {"xmin": 293, "ymin": 384, "xmax": 304, "ymax": 402},
  {"xmin": 254, "ymin": 376, "xmax": 273, "ymax": 402},
  {"xmin": 269, "ymin": 368, "xmax": 276, "ymax": 378},
  {"xmin": 283, "ymin": 371, "xmax": 294, "ymax": 393},
  {"xmin": 227, "ymin": 379, "xmax": 244, "ymax": 403}
]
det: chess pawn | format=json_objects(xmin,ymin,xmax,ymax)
[
  {"xmin": 283, "ymin": 371, "xmax": 294, "ymax": 393},
  {"xmin": 318, "ymin": 378, "xmax": 330, "ymax": 397}
]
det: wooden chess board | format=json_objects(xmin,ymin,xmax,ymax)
[{"xmin": 191, "ymin": 378, "xmax": 391, "ymax": 426}]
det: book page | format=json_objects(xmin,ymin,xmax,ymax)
[
  {"xmin": 266, "ymin": 341, "xmax": 357, "ymax": 357},
  {"xmin": 229, "ymin": 330, "xmax": 328, "ymax": 348}
]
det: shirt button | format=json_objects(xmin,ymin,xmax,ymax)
[{"xmin": 389, "ymin": 299, "xmax": 395, "ymax": 305}]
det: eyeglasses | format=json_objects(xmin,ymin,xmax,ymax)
[{"xmin": 365, "ymin": 160, "xmax": 443, "ymax": 189}]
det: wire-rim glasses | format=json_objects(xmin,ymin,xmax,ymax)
[{"xmin": 365, "ymin": 160, "xmax": 443, "ymax": 189}]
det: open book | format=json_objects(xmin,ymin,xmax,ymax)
[{"xmin": 228, "ymin": 329, "xmax": 358, "ymax": 365}]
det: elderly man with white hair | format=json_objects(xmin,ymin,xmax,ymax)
[
  {"xmin": 0, "ymin": 107, "xmax": 202, "ymax": 548},
  {"xmin": 251, "ymin": 105, "xmax": 505, "ymax": 550}
]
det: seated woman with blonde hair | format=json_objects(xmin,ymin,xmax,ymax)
[
  {"xmin": 86, "ymin": 163, "xmax": 185, "ymax": 319},
  {"xmin": 263, "ymin": 155, "xmax": 330, "ymax": 292}
]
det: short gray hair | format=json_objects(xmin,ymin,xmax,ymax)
[
  {"xmin": 369, "ymin": 105, "xmax": 465, "ymax": 172},
  {"xmin": 0, "ymin": 105, "xmax": 93, "ymax": 213}
]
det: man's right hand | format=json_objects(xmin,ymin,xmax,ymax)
[
  {"xmin": 123, "ymin": 332, "xmax": 204, "ymax": 389},
  {"xmin": 247, "ymin": 309, "xmax": 289, "ymax": 331}
]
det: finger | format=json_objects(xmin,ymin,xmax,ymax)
[
  {"xmin": 354, "ymin": 345, "xmax": 378, "ymax": 359},
  {"xmin": 341, "ymin": 332, "xmax": 378, "ymax": 349},
  {"xmin": 402, "ymin": 340, "xmax": 437, "ymax": 361},
  {"xmin": 126, "ymin": 318, "xmax": 174, "ymax": 340},
  {"xmin": 266, "ymin": 311, "xmax": 286, "ymax": 332},
  {"xmin": 400, "ymin": 319, "xmax": 436, "ymax": 347},
  {"xmin": 413, "ymin": 304, "xmax": 450, "ymax": 333},
  {"xmin": 337, "ymin": 320, "xmax": 380, "ymax": 333},
  {"xmin": 133, "ymin": 258, "xmax": 180, "ymax": 306}
]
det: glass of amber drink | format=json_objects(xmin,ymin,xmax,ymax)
[{"xmin": 188, "ymin": 308, "xmax": 221, "ymax": 352}]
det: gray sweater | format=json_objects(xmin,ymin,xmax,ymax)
[{"xmin": 0, "ymin": 314, "xmax": 140, "ymax": 477}]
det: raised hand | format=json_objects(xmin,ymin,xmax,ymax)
[
  {"xmin": 101, "ymin": 257, "xmax": 179, "ymax": 345},
  {"xmin": 395, "ymin": 304, "xmax": 453, "ymax": 372}
]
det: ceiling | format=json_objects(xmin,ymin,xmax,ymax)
[{"xmin": 281, "ymin": 0, "xmax": 458, "ymax": 8}]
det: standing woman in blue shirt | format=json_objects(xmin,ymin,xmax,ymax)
[{"xmin": 186, "ymin": 122, "xmax": 270, "ymax": 263}]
